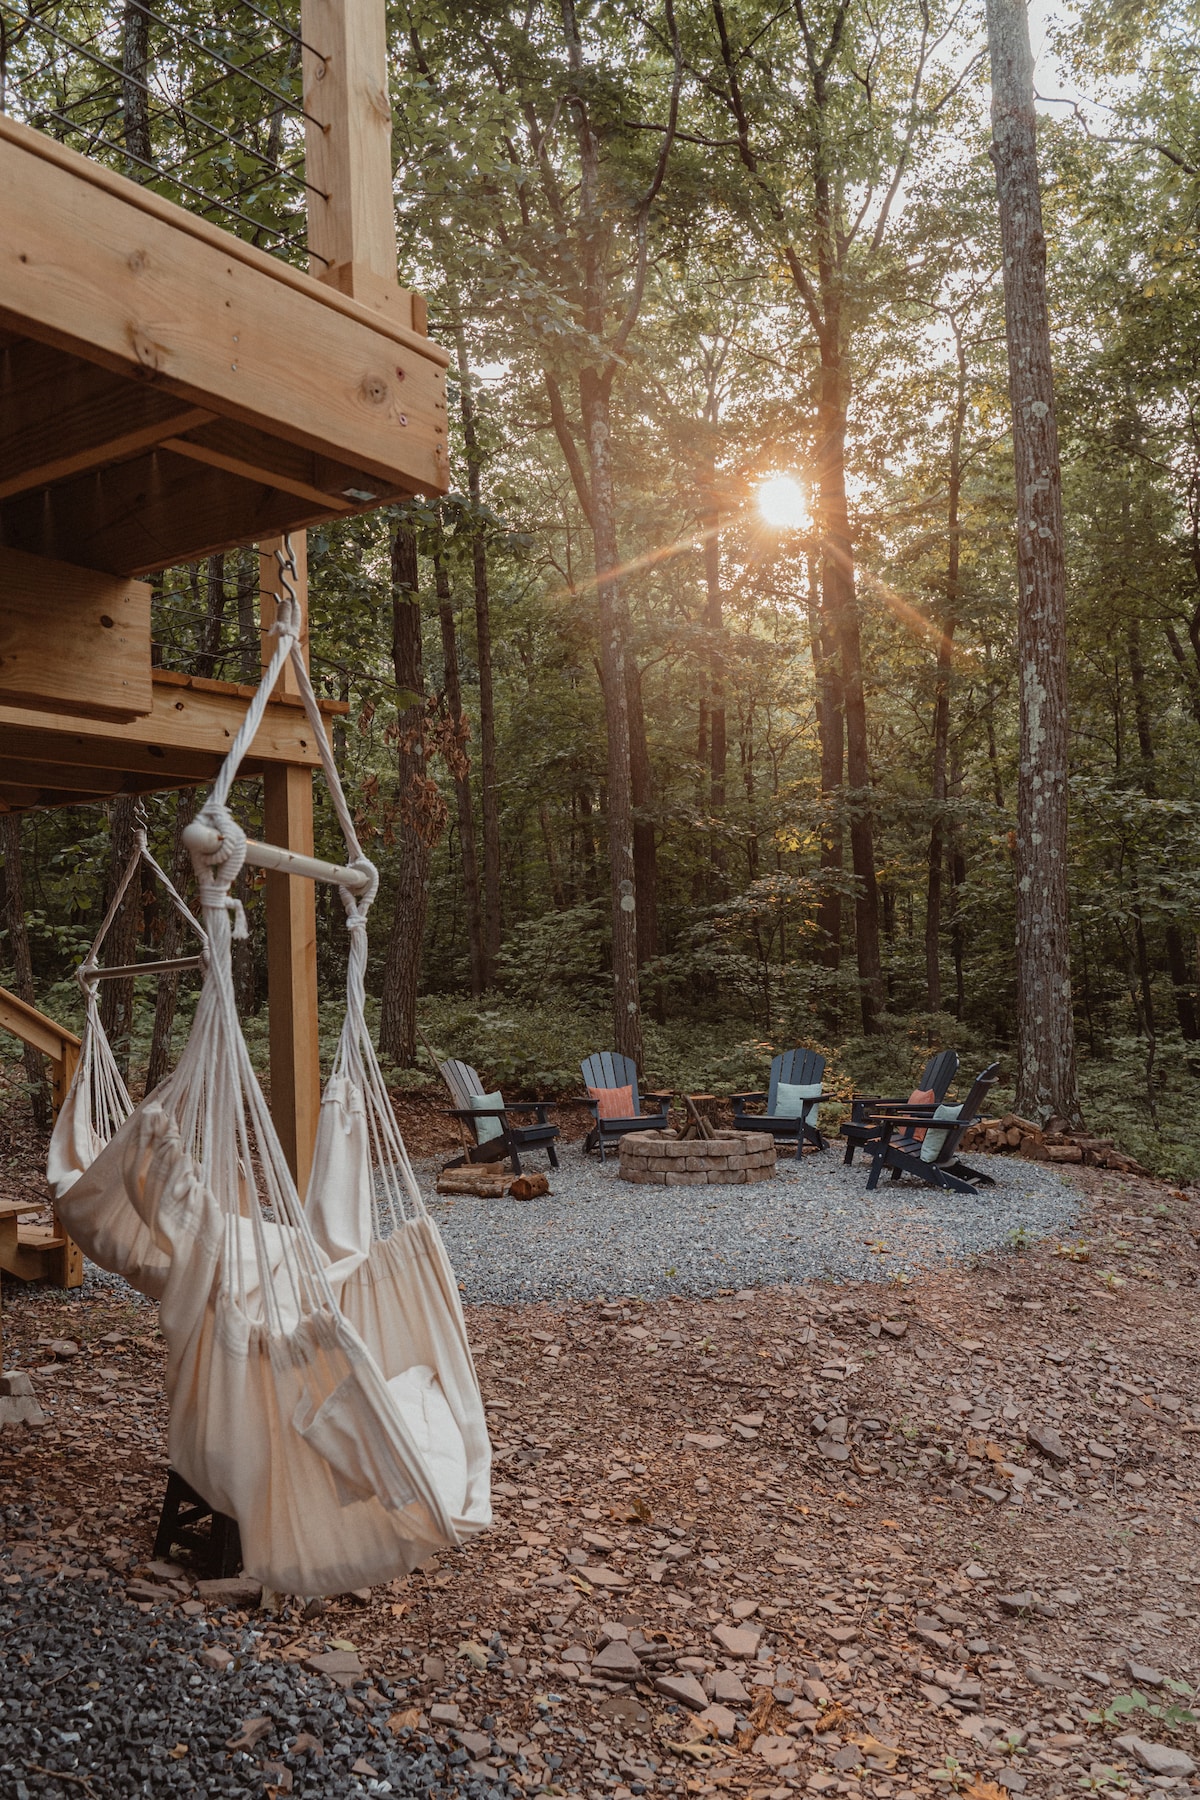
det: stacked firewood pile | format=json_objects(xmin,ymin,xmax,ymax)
[{"xmin": 958, "ymin": 1111, "xmax": 1148, "ymax": 1175}]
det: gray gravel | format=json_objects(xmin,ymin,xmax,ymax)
[
  {"xmin": 0, "ymin": 1519, "xmax": 515, "ymax": 1800},
  {"xmin": 421, "ymin": 1146, "xmax": 1079, "ymax": 1305}
]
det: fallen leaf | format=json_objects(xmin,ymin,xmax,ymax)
[
  {"xmin": 328, "ymin": 1637, "xmax": 357, "ymax": 1653},
  {"xmin": 457, "ymin": 1640, "xmax": 489, "ymax": 1669},
  {"xmin": 167, "ymin": 1743, "xmax": 188, "ymax": 1761}
]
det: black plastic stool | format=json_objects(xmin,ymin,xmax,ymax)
[{"xmin": 154, "ymin": 1469, "xmax": 243, "ymax": 1578}]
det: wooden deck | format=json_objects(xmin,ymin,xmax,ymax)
[{"xmin": 0, "ymin": 111, "xmax": 448, "ymax": 577}]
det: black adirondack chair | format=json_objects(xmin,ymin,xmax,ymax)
[
  {"xmin": 839, "ymin": 1048, "xmax": 960, "ymax": 1166},
  {"xmin": 580, "ymin": 1052, "xmax": 670, "ymax": 1163},
  {"xmin": 439, "ymin": 1059, "xmax": 559, "ymax": 1175},
  {"xmin": 864, "ymin": 1062, "xmax": 1001, "ymax": 1195},
  {"xmin": 730, "ymin": 1047, "xmax": 829, "ymax": 1153}
]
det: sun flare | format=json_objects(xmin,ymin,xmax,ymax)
[{"xmin": 756, "ymin": 473, "xmax": 809, "ymax": 531}]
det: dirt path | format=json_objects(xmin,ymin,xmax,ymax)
[{"xmin": 1, "ymin": 1165, "xmax": 1197, "ymax": 1800}]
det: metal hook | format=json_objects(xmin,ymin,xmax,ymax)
[{"xmin": 273, "ymin": 534, "xmax": 299, "ymax": 612}]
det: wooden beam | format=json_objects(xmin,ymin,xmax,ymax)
[
  {"xmin": 161, "ymin": 424, "xmax": 358, "ymax": 512},
  {"xmin": 0, "ymin": 116, "xmax": 449, "ymax": 500},
  {"xmin": 0, "ymin": 986, "xmax": 80, "ymax": 1063},
  {"xmin": 0, "ymin": 544, "xmax": 152, "ymax": 718},
  {"xmin": 302, "ymin": 0, "xmax": 410, "ymax": 328},
  {"xmin": 0, "ymin": 338, "xmax": 215, "ymax": 500},
  {"xmin": 0, "ymin": 444, "xmax": 411, "ymax": 578},
  {"xmin": 0, "ymin": 671, "xmax": 330, "ymax": 773},
  {"xmin": 0, "ymin": 115, "xmax": 439, "ymax": 364},
  {"xmin": 260, "ymin": 535, "xmax": 320, "ymax": 1191}
]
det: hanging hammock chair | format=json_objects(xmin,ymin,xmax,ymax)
[
  {"xmin": 57, "ymin": 552, "xmax": 491, "ymax": 1594},
  {"xmin": 47, "ymin": 809, "xmax": 207, "ymax": 1205}
]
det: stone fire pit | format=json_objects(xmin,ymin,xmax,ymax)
[{"xmin": 619, "ymin": 1129, "xmax": 776, "ymax": 1186}]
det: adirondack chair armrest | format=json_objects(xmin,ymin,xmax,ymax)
[
  {"xmin": 731, "ymin": 1091, "xmax": 767, "ymax": 1112},
  {"xmin": 446, "ymin": 1105, "xmax": 509, "ymax": 1121},
  {"xmin": 874, "ymin": 1111, "xmax": 937, "ymax": 1129},
  {"xmin": 503, "ymin": 1100, "xmax": 558, "ymax": 1116}
]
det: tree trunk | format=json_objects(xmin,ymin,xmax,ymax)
[
  {"xmin": 0, "ymin": 815, "xmax": 52, "ymax": 1130},
  {"xmin": 121, "ymin": 0, "xmax": 151, "ymax": 174},
  {"xmin": 1127, "ymin": 612, "xmax": 1199, "ymax": 1038},
  {"xmin": 379, "ymin": 526, "xmax": 435, "ymax": 1068},
  {"xmin": 986, "ymin": 0, "xmax": 1082, "ymax": 1123},
  {"xmin": 434, "ymin": 543, "xmax": 485, "ymax": 997},
  {"xmin": 146, "ymin": 788, "xmax": 196, "ymax": 1092},
  {"xmin": 626, "ymin": 660, "xmax": 658, "ymax": 964},
  {"xmin": 925, "ymin": 323, "xmax": 968, "ymax": 1012},
  {"xmin": 99, "ymin": 796, "xmax": 141, "ymax": 1083},
  {"xmin": 580, "ymin": 370, "xmax": 644, "ymax": 1066},
  {"xmin": 818, "ymin": 363, "xmax": 883, "ymax": 1031},
  {"xmin": 947, "ymin": 747, "xmax": 967, "ymax": 1020},
  {"xmin": 454, "ymin": 326, "xmax": 501, "ymax": 986},
  {"xmin": 238, "ymin": 548, "xmax": 259, "ymax": 683},
  {"xmin": 195, "ymin": 554, "xmax": 226, "ymax": 679},
  {"xmin": 806, "ymin": 550, "xmax": 844, "ymax": 984},
  {"xmin": 701, "ymin": 471, "xmax": 727, "ymax": 890}
]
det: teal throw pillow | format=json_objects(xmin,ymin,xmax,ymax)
[
  {"xmin": 468, "ymin": 1090, "xmax": 506, "ymax": 1143},
  {"xmin": 920, "ymin": 1101, "xmax": 962, "ymax": 1163},
  {"xmin": 773, "ymin": 1080, "xmax": 822, "ymax": 1127}
]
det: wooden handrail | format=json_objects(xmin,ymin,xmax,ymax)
[{"xmin": 0, "ymin": 987, "xmax": 80, "ymax": 1064}]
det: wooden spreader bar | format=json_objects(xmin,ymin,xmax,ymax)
[
  {"xmin": 182, "ymin": 819, "xmax": 371, "ymax": 894},
  {"xmin": 83, "ymin": 954, "xmax": 204, "ymax": 982}
]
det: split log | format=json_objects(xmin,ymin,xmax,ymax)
[
  {"xmin": 509, "ymin": 1172, "xmax": 550, "ymax": 1202},
  {"xmin": 436, "ymin": 1169, "xmax": 511, "ymax": 1197}
]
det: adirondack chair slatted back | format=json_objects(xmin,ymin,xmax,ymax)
[
  {"xmin": 581, "ymin": 1052, "xmax": 642, "ymax": 1117},
  {"xmin": 440, "ymin": 1059, "xmax": 488, "ymax": 1114},
  {"xmin": 930, "ymin": 1062, "xmax": 999, "ymax": 1165},
  {"xmin": 767, "ymin": 1048, "xmax": 825, "ymax": 1116},
  {"xmin": 921, "ymin": 1049, "xmax": 959, "ymax": 1104}
]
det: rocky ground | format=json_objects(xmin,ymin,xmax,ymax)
[{"xmin": 1, "ymin": 1116, "xmax": 1199, "ymax": 1800}]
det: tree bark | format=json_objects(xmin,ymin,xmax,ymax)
[
  {"xmin": 121, "ymin": 0, "xmax": 151, "ymax": 174},
  {"xmin": 986, "ymin": 0, "xmax": 1082, "ymax": 1123},
  {"xmin": 626, "ymin": 660, "xmax": 658, "ymax": 964},
  {"xmin": 818, "ymin": 365, "xmax": 883, "ymax": 1031},
  {"xmin": 454, "ymin": 326, "xmax": 502, "ymax": 987},
  {"xmin": 580, "ymin": 369, "xmax": 644, "ymax": 1065},
  {"xmin": 146, "ymin": 788, "xmax": 196, "ymax": 1092},
  {"xmin": 0, "ymin": 815, "xmax": 52, "ymax": 1129},
  {"xmin": 701, "ymin": 470, "xmax": 727, "ymax": 890},
  {"xmin": 434, "ymin": 541, "xmax": 485, "ymax": 997},
  {"xmin": 379, "ymin": 526, "xmax": 436, "ymax": 1067},
  {"xmin": 1127, "ymin": 611, "xmax": 1199, "ymax": 1039},
  {"xmin": 925, "ymin": 320, "xmax": 968, "ymax": 1012},
  {"xmin": 806, "ymin": 549, "xmax": 844, "ymax": 982},
  {"xmin": 98, "ymin": 796, "xmax": 141, "ymax": 1083},
  {"xmin": 194, "ymin": 554, "xmax": 226, "ymax": 680}
]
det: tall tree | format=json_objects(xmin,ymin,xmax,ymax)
[
  {"xmin": 434, "ymin": 529, "xmax": 486, "ymax": 996},
  {"xmin": 985, "ymin": 0, "xmax": 1082, "ymax": 1122},
  {"xmin": 0, "ymin": 816, "xmax": 51, "ymax": 1130},
  {"xmin": 454, "ymin": 327, "xmax": 503, "ymax": 986},
  {"xmin": 380, "ymin": 525, "xmax": 444, "ymax": 1065},
  {"xmin": 693, "ymin": 0, "xmax": 966, "ymax": 1030}
]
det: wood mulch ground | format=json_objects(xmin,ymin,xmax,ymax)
[{"xmin": 1, "ymin": 1093, "xmax": 1198, "ymax": 1800}]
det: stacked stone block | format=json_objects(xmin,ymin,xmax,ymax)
[{"xmin": 618, "ymin": 1129, "xmax": 775, "ymax": 1186}]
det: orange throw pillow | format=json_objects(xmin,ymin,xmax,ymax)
[
  {"xmin": 589, "ymin": 1084, "xmax": 635, "ymax": 1120},
  {"xmin": 907, "ymin": 1087, "xmax": 936, "ymax": 1142}
]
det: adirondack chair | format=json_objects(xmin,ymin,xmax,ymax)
[
  {"xmin": 864, "ymin": 1063, "xmax": 1000, "ymax": 1195},
  {"xmin": 730, "ymin": 1047, "xmax": 829, "ymax": 1153},
  {"xmin": 439, "ymin": 1059, "xmax": 559, "ymax": 1175},
  {"xmin": 839, "ymin": 1048, "xmax": 960, "ymax": 1166},
  {"xmin": 580, "ymin": 1052, "xmax": 670, "ymax": 1163}
]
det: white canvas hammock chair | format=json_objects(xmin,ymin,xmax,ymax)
[
  {"xmin": 57, "ymin": 557, "xmax": 490, "ymax": 1594},
  {"xmin": 47, "ymin": 806, "xmax": 207, "ymax": 1201}
]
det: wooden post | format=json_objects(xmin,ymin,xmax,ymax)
[
  {"xmin": 259, "ymin": 534, "xmax": 321, "ymax": 1191},
  {"xmin": 301, "ymin": 0, "xmax": 417, "ymax": 328}
]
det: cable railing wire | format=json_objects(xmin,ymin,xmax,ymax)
[{"xmin": 0, "ymin": 0, "xmax": 317, "ymax": 263}]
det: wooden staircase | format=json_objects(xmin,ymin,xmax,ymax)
[{"xmin": 0, "ymin": 987, "xmax": 84, "ymax": 1289}]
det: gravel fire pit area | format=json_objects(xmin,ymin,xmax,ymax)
[
  {"xmin": 423, "ymin": 1148, "xmax": 1078, "ymax": 1305},
  {"xmin": 619, "ymin": 1128, "xmax": 774, "ymax": 1185}
]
